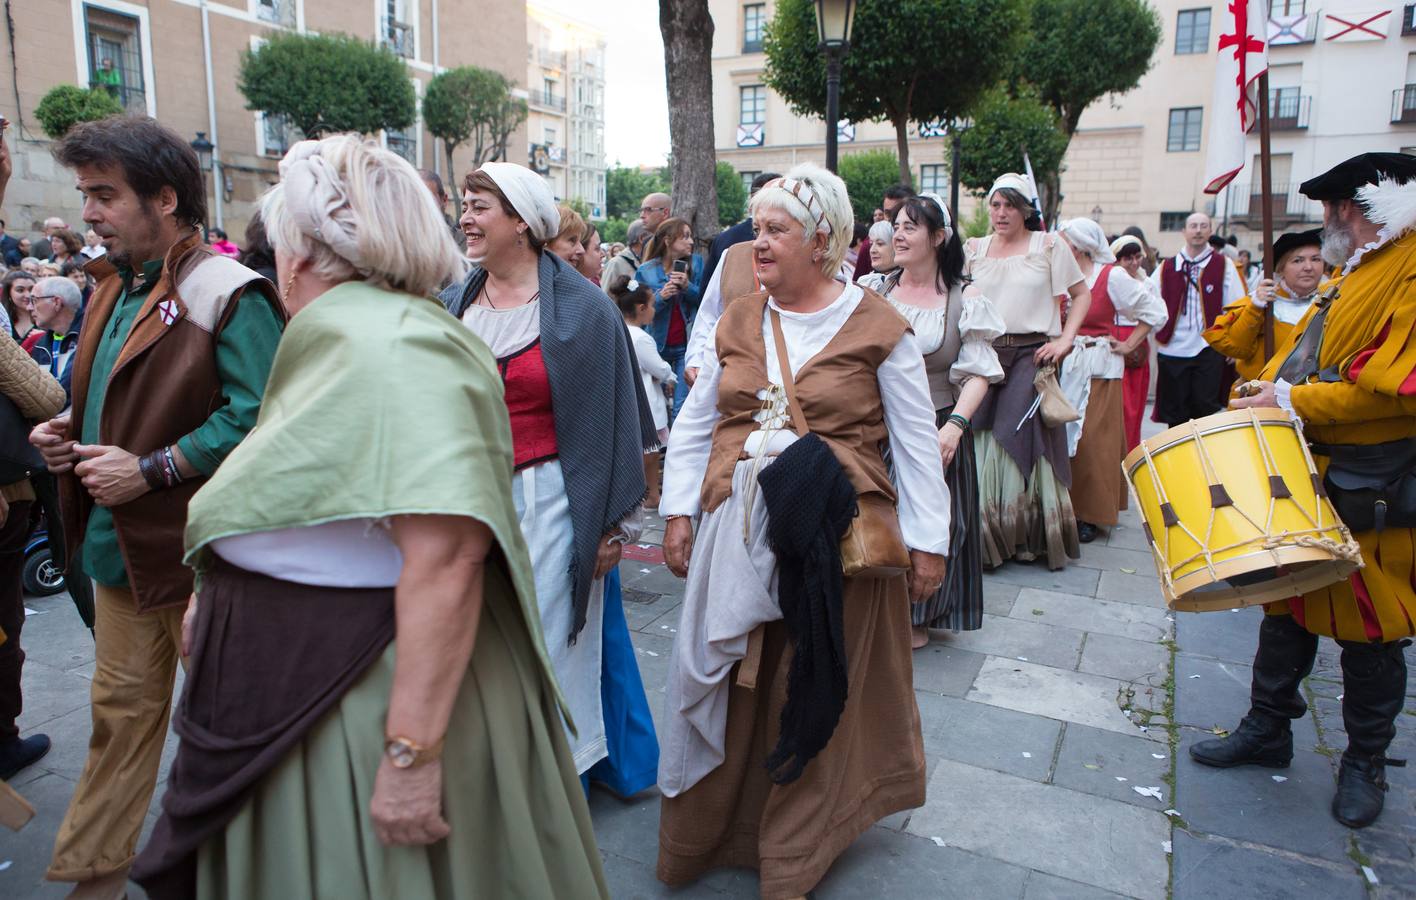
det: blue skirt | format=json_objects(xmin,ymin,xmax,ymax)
[{"xmin": 582, "ymin": 568, "xmax": 660, "ymax": 796}]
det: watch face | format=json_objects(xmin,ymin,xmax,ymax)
[{"xmin": 388, "ymin": 740, "xmax": 416, "ymax": 768}]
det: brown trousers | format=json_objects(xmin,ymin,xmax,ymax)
[{"xmin": 48, "ymin": 583, "xmax": 184, "ymax": 882}]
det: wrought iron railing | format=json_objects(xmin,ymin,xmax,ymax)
[
  {"xmin": 1268, "ymin": 91, "xmax": 1310, "ymax": 130},
  {"xmin": 1392, "ymin": 86, "xmax": 1416, "ymax": 124}
]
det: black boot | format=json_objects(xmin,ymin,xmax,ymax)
[
  {"xmin": 1190, "ymin": 614, "xmax": 1317, "ymax": 769},
  {"xmin": 1331, "ymin": 638, "xmax": 1409, "ymax": 828}
]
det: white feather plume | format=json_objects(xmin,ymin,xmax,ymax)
[{"xmin": 1356, "ymin": 177, "xmax": 1416, "ymax": 237}]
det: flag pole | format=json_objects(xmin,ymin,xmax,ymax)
[{"xmin": 1257, "ymin": 71, "xmax": 1275, "ymax": 361}]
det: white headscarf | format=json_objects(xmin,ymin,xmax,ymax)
[
  {"xmin": 918, "ymin": 191, "xmax": 953, "ymax": 242},
  {"xmin": 1109, "ymin": 234, "xmax": 1143, "ymax": 258},
  {"xmin": 478, "ymin": 162, "xmax": 560, "ymax": 243},
  {"xmin": 987, "ymin": 173, "xmax": 1035, "ymax": 205},
  {"xmin": 1058, "ymin": 217, "xmax": 1115, "ymax": 263},
  {"xmin": 279, "ymin": 140, "xmax": 367, "ymax": 272}
]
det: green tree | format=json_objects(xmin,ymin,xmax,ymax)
[
  {"xmin": 715, "ymin": 161, "xmax": 748, "ymax": 227},
  {"xmin": 424, "ymin": 66, "xmax": 527, "ymax": 215},
  {"xmin": 837, "ymin": 149, "xmax": 901, "ymax": 224},
  {"xmin": 764, "ymin": 0, "xmax": 1027, "ymax": 184},
  {"xmin": 957, "ymin": 87, "xmax": 1069, "ymax": 207},
  {"xmin": 599, "ymin": 217, "xmax": 631, "ymax": 245},
  {"xmin": 34, "ymin": 85, "xmax": 123, "ymax": 140},
  {"xmin": 606, "ymin": 165, "xmax": 670, "ymax": 220},
  {"xmin": 1021, "ymin": 0, "xmax": 1161, "ymax": 219},
  {"xmin": 239, "ymin": 32, "xmax": 415, "ymax": 139}
]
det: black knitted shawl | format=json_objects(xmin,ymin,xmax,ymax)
[{"xmin": 756, "ymin": 433, "xmax": 858, "ymax": 784}]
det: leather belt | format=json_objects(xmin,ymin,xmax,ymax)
[{"xmin": 994, "ymin": 332, "xmax": 1048, "ymax": 348}]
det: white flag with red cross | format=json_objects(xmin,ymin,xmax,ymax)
[{"xmin": 1203, "ymin": 0, "xmax": 1269, "ymax": 194}]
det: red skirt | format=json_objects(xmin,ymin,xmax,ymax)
[{"xmin": 1115, "ymin": 324, "xmax": 1149, "ymax": 452}]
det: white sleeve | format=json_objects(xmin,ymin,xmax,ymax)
[
  {"xmin": 685, "ymin": 260, "xmax": 725, "ymax": 370},
  {"xmin": 1109, "ymin": 271, "xmax": 1168, "ymax": 329},
  {"xmin": 1223, "ymin": 258, "xmax": 1247, "ymax": 305},
  {"xmin": 951, "ymin": 292, "xmax": 1006, "ymax": 385},
  {"xmin": 658, "ymin": 351, "xmax": 722, "ymax": 519},
  {"xmin": 633, "ymin": 330, "xmax": 675, "ymax": 384},
  {"xmin": 878, "ymin": 331, "xmax": 951, "ymax": 555}
]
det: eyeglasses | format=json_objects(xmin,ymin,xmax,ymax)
[{"xmin": 640, "ymin": 206, "xmax": 666, "ymax": 215}]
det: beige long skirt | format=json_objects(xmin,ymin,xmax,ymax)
[
  {"xmin": 1071, "ymin": 378, "xmax": 1127, "ymax": 528},
  {"xmin": 657, "ymin": 573, "xmax": 925, "ymax": 899}
]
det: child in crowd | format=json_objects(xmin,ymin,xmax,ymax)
[{"xmin": 610, "ymin": 274, "xmax": 675, "ymax": 506}]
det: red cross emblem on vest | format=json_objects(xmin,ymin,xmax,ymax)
[{"xmin": 158, "ymin": 299, "xmax": 180, "ymax": 326}]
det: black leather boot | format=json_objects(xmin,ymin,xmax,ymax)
[
  {"xmin": 1331, "ymin": 638, "xmax": 1409, "ymax": 828},
  {"xmin": 1190, "ymin": 614, "xmax": 1316, "ymax": 769}
]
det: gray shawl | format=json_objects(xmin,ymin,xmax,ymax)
[{"xmin": 442, "ymin": 253, "xmax": 658, "ymax": 640}]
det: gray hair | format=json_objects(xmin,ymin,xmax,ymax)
[
  {"xmin": 868, "ymin": 220, "xmax": 894, "ymax": 244},
  {"xmin": 626, "ymin": 219, "xmax": 649, "ymax": 249},
  {"xmin": 34, "ymin": 275, "xmax": 83, "ymax": 312}
]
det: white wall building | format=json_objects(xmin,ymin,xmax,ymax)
[{"xmin": 527, "ymin": 4, "xmax": 607, "ymax": 217}]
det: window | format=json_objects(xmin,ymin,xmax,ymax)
[
  {"xmin": 743, "ymin": 4, "xmax": 766, "ymax": 52},
  {"xmin": 1175, "ymin": 8, "xmax": 1210, "ymax": 55},
  {"xmin": 544, "ymin": 126, "xmax": 558, "ymax": 146},
  {"xmin": 1159, "ymin": 212, "xmax": 1191, "ymax": 232},
  {"xmin": 739, "ymin": 85, "xmax": 766, "ymax": 125},
  {"xmin": 384, "ymin": 0, "xmax": 413, "ymax": 58},
  {"xmin": 262, "ymin": 112, "xmax": 298, "ymax": 157},
  {"xmin": 256, "ymin": 0, "xmax": 297, "ymax": 27},
  {"xmin": 1271, "ymin": 0, "xmax": 1305, "ymax": 14},
  {"xmin": 84, "ymin": 5, "xmax": 147, "ymax": 112},
  {"xmin": 740, "ymin": 170, "xmax": 761, "ymax": 196},
  {"xmin": 919, "ymin": 165, "xmax": 947, "ymax": 194},
  {"xmin": 1166, "ymin": 107, "xmax": 1203, "ymax": 152},
  {"xmin": 385, "ymin": 127, "xmax": 416, "ymax": 163}
]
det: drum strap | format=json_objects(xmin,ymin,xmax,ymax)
[{"xmin": 1275, "ymin": 283, "xmax": 1341, "ymax": 385}]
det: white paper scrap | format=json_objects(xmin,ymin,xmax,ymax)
[
  {"xmin": 1152, "ymin": 753, "xmax": 1167, "ymax": 759},
  {"xmin": 1115, "ymin": 776, "xmax": 1128, "ymax": 782},
  {"xmin": 1271, "ymin": 775, "xmax": 1287, "ymax": 783},
  {"xmin": 1164, "ymin": 809, "xmax": 1181, "ymax": 818},
  {"xmin": 1189, "ymin": 675, "xmax": 1201, "ymax": 679},
  {"xmin": 0, "ymin": 860, "xmax": 11, "ymax": 871},
  {"xmin": 1162, "ymin": 840, "xmax": 1172, "ymax": 854},
  {"xmin": 1021, "ymin": 752, "xmax": 1032, "ymax": 758},
  {"xmin": 1363, "ymin": 866, "xmax": 1379, "ymax": 885},
  {"xmin": 1133, "ymin": 786, "xmax": 1164, "ymax": 801},
  {"xmin": 930, "ymin": 836, "xmax": 946, "ymax": 848},
  {"xmin": 1017, "ymin": 656, "xmax": 1029, "ymax": 662},
  {"xmin": 644, "ymin": 650, "xmax": 659, "ymax": 657}
]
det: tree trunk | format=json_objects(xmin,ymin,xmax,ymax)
[
  {"xmin": 446, "ymin": 144, "xmax": 462, "ymax": 219},
  {"xmin": 659, "ymin": 0, "xmax": 719, "ymax": 245},
  {"xmin": 893, "ymin": 113, "xmax": 912, "ymax": 187}
]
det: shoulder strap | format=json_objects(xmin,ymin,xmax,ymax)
[{"xmin": 768, "ymin": 308, "xmax": 809, "ymax": 438}]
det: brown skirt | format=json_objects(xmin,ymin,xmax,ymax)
[
  {"xmin": 1071, "ymin": 378, "xmax": 1128, "ymax": 527},
  {"xmin": 657, "ymin": 573, "xmax": 925, "ymax": 899}
]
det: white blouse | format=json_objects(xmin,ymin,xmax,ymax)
[
  {"xmin": 1070, "ymin": 264, "xmax": 1169, "ymax": 381},
  {"xmin": 965, "ymin": 232, "xmax": 1084, "ymax": 336},
  {"xmin": 884, "ymin": 290, "xmax": 1006, "ymax": 386},
  {"xmin": 461, "ymin": 297, "xmax": 540, "ymax": 357},
  {"xmin": 660, "ymin": 283, "xmax": 951, "ymax": 556}
]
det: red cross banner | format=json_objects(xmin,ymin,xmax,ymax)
[
  {"xmin": 1323, "ymin": 9, "xmax": 1392, "ymax": 42},
  {"xmin": 1204, "ymin": 0, "xmax": 1269, "ymax": 194}
]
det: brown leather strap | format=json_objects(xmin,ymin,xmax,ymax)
[
  {"xmin": 768, "ymin": 308, "xmax": 809, "ymax": 438},
  {"xmin": 735, "ymin": 624, "xmax": 765, "ymax": 689}
]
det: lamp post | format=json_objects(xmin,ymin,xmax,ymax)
[
  {"xmin": 813, "ymin": 0, "xmax": 856, "ymax": 173},
  {"xmin": 190, "ymin": 132, "xmax": 215, "ymax": 230},
  {"xmin": 948, "ymin": 118, "xmax": 972, "ymax": 224}
]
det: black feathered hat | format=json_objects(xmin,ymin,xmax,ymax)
[{"xmin": 1299, "ymin": 152, "xmax": 1416, "ymax": 201}]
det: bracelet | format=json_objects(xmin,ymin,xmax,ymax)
[
  {"xmin": 138, "ymin": 452, "xmax": 166, "ymax": 490},
  {"xmin": 946, "ymin": 413, "xmax": 971, "ymax": 432},
  {"xmin": 164, "ymin": 446, "xmax": 185, "ymax": 485}
]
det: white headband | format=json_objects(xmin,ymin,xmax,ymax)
[
  {"xmin": 1058, "ymin": 218, "xmax": 1115, "ymax": 263},
  {"xmin": 279, "ymin": 140, "xmax": 366, "ymax": 272},
  {"xmin": 478, "ymin": 162, "xmax": 561, "ymax": 243},
  {"xmin": 1109, "ymin": 235, "xmax": 1143, "ymax": 258},
  {"xmin": 918, "ymin": 191, "xmax": 953, "ymax": 242},
  {"xmin": 761, "ymin": 177, "xmax": 831, "ymax": 234},
  {"xmin": 987, "ymin": 173, "xmax": 1035, "ymax": 204}
]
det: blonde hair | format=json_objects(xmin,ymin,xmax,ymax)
[
  {"xmin": 749, "ymin": 163, "xmax": 853, "ymax": 277},
  {"xmin": 554, "ymin": 205, "xmax": 586, "ymax": 246},
  {"xmin": 260, "ymin": 134, "xmax": 464, "ymax": 297}
]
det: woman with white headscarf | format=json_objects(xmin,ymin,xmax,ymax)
[
  {"xmin": 131, "ymin": 136, "xmax": 608, "ymax": 899},
  {"xmin": 440, "ymin": 162, "xmax": 662, "ymax": 798},
  {"xmin": 1109, "ymin": 234, "xmax": 1160, "ymax": 452},
  {"xmin": 656, "ymin": 164, "xmax": 948, "ymax": 898},
  {"xmin": 1056, "ymin": 218, "xmax": 1167, "ymax": 542},
  {"xmin": 964, "ymin": 174, "xmax": 1089, "ymax": 570}
]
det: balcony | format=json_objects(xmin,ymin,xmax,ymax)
[
  {"xmin": 1394, "ymin": 86, "xmax": 1416, "ymax": 123},
  {"xmin": 533, "ymin": 92, "xmax": 567, "ymax": 112},
  {"xmin": 1268, "ymin": 91, "xmax": 1310, "ymax": 130},
  {"xmin": 384, "ymin": 21, "xmax": 413, "ymax": 58},
  {"xmin": 1224, "ymin": 182, "xmax": 1321, "ymax": 225},
  {"xmin": 256, "ymin": 0, "xmax": 297, "ymax": 28},
  {"xmin": 538, "ymin": 49, "xmax": 566, "ymax": 70},
  {"xmin": 1405, "ymin": 4, "xmax": 1416, "ymax": 35}
]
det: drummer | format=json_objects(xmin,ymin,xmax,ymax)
[
  {"xmin": 1195, "ymin": 152, "xmax": 1416, "ymax": 830},
  {"xmin": 1202, "ymin": 229, "xmax": 1326, "ymax": 383}
]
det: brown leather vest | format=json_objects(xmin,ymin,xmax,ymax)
[
  {"xmin": 63, "ymin": 234, "xmax": 282, "ymax": 611},
  {"xmin": 718, "ymin": 242, "xmax": 759, "ymax": 311},
  {"xmin": 700, "ymin": 288, "xmax": 908, "ymax": 512}
]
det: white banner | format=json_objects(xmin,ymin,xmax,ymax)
[
  {"xmin": 1323, "ymin": 9, "xmax": 1392, "ymax": 42},
  {"xmin": 1204, "ymin": 0, "xmax": 1269, "ymax": 194}
]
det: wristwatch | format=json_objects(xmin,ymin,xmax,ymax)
[{"xmin": 384, "ymin": 734, "xmax": 445, "ymax": 769}]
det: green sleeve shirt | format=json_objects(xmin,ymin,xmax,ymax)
[{"xmin": 81, "ymin": 265, "xmax": 283, "ymax": 587}]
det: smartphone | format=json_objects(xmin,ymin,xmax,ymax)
[{"xmin": 672, "ymin": 259, "xmax": 689, "ymax": 275}]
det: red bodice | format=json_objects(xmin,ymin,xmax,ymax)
[
  {"xmin": 1078, "ymin": 265, "xmax": 1117, "ymax": 338},
  {"xmin": 498, "ymin": 339, "xmax": 559, "ymax": 470}
]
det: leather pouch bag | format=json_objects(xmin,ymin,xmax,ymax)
[
  {"xmin": 1033, "ymin": 364, "xmax": 1080, "ymax": 428},
  {"xmin": 769, "ymin": 309, "xmax": 911, "ymax": 578},
  {"xmin": 1321, "ymin": 439, "xmax": 1416, "ymax": 534},
  {"xmin": 0, "ymin": 393, "xmax": 44, "ymax": 486}
]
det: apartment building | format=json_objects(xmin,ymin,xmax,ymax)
[
  {"xmin": 526, "ymin": 4, "xmax": 607, "ymax": 217},
  {"xmin": 2, "ymin": 0, "xmax": 528, "ymax": 237},
  {"xmin": 708, "ymin": 0, "xmax": 957, "ymax": 206},
  {"xmin": 1058, "ymin": 0, "xmax": 1416, "ymax": 255}
]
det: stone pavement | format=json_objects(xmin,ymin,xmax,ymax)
[{"xmin": 4, "ymin": 507, "xmax": 1413, "ymax": 899}]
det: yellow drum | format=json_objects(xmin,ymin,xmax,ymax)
[{"xmin": 1123, "ymin": 408, "xmax": 1362, "ymax": 612}]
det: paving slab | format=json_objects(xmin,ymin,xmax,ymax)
[
  {"xmin": 816, "ymin": 828, "xmax": 1031, "ymax": 899},
  {"xmin": 1053, "ymin": 722, "xmax": 1175, "ymax": 809},
  {"xmin": 1022, "ymin": 870, "xmax": 1132, "ymax": 900},
  {"xmin": 1170, "ymin": 831, "xmax": 1365, "ymax": 900},
  {"xmin": 1013, "ymin": 588, "xmax": 1171, "ymax": 643},
  {"xmin": 983, "ymin": 579, "xmax": 1022, "ymax": 617},
  {"xmin": 910, "ymin": 643, "xmax": 987, "ymax": 698},
  {"xmin": 1105, "ymin": 522, "xmax": 1151, "ymax": 552},
  {"xmin": 908, "ymin": 759, "xmax": 1171, "ymax": 900},
  {"xmin": 914, "ymin": 691, "xmax": 1060, "ymax": 783},
  {"xmin": 1094, "ymin": 569, "xmax": 1169, "ymax": 609},
  {"xmin": 1174, "ymin": 605, "xmax": 1263, "ymax": 664},
  {"xmin": 1067, "ymin": 542, "xmax": 1160, "ymax": 577},
  {"xmin": 1172, "ymin": 653, "xmax": 1319, "ymax": 749},
  {"xmin": 1077, "ymin": 632, "xmax": 1171, "ymax": 684},
  {"xmin": 16, "ymin": 660, "xmax": 94, "ymax": 732},
  {"xmin": 968, "ymin": 657, "xmax": 1159, "ymax": 741},
  {"xmin": 10, "ymin": 602, "xmax": 94, "ymax": 673},
  {"xmin": 983, "ymin": 560, "xmax": 1102, "ymax": 598},
  {"xmin": 942, "ymin": 614, "xmax": 1085, "ymax": 671},
  {"xmin": 598, "ymin": 849, "xmax": 731, "ymax": 898},
  {"xmin": 1176, "ymin": 735, "xmax": 1351, "ymax": 863}
]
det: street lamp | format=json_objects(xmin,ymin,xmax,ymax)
[
  {"xmin": 190, "ymin": 132, "xmax": 215, "ymax": 230},
  {"xmin": 813, "ymin": 0, "xmax": 856, "ymax": 173},
  {"xmin": 948, "ymin": 118, "xmax": 972, "ymax": 224}
]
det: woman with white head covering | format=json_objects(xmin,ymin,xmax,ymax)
[
  {"xmin": 439, "ymin": 162, "xmax": 661, "ymax": 799},
  {"xmin": 131, "ymin": 135, "xmax": 608, "ymax": 899},
  {"xmin": 1109, "ymin": 234, "xmax": 1158, "ymax": 451},
  {"xmin": 1056, "ymin": 218, "xmax": 1168, "ymax": 542},
  {"xmin": 963, "ymin": 174, "xmax": 1090, "ymax": 569},
  {"xmin": 656, "ymin": 163, "xmax": 949, "ymax": 898},
  {"xmin": 856, "ymin": 218, "xmax": 896, "ymax": 289}
]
